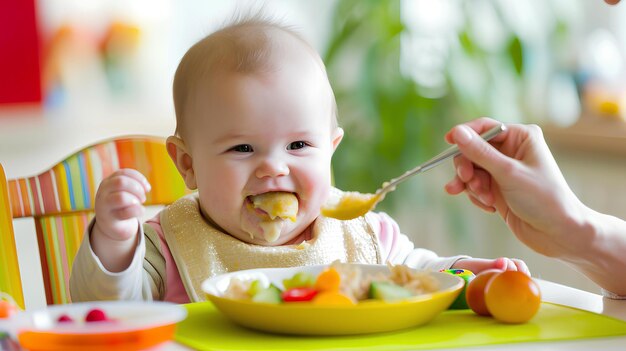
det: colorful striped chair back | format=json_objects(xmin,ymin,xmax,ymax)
[{"xmin": 0, "ymin": 136, "xmax": 189, "ymax": 308}]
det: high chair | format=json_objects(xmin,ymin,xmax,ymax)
[{"xmin": 0, "ymin": 136, "xmax": 189, "ymax": 308}]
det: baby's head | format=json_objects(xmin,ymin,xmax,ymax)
[{"xmin": 167, "ymin": 14, "xmax": 343, "ymax": 246}]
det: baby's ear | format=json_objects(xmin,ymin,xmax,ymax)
[
  {"xmin": 166, "ymin": 136, "xmax": 197, "ymax": 190},
  {"xmin": 331, "ymin": 127, "xmax": 344, "ymax": 152}
]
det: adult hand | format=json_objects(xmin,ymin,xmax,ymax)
[{"xmin": 443, "ymin": 118, "xmax": 590, "ymax": 259}]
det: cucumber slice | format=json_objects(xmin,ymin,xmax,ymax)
[
  {"xmin": 283, "ymin": 272, "xmax": 316, "ymax": 290},
  {"xmin": 251, "ymin": 284, "xmax": 283, "ymax": 304},
  {"xmin": 369, "ymin": 281, "xmax": 413, "ymax": 301}
]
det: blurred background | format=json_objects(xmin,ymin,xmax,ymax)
[{"xmin": 2, "ymin": 0, "xmax": 626, "ymax": 308}]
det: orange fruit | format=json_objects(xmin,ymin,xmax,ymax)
[
  {"xmin": 465, "ymin": 269, "xmax": 502, "ymax": 316},
  {"xmin": 485, "ymin": 271, "xmax": 541, "ymax": 324}
]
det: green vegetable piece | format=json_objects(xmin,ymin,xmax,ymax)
[
  {"xmin": 369, "ymin": 281, "xmax": 413, "ymax": 301},
  {"xmin": 251, "ymin": 284, "xmax": 283, "ymax": 304},
  {"xmin": 282, "ymin": 272, "xmax": 316, "ymax": 290},
  {"xmin": 247, "ymin": 279, "xmax": 263, "ymax": 297}
]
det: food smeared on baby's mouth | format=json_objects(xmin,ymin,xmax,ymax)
[{"xmin": 246, "ymin": 192, "xmax": 298, "ymax": 242}]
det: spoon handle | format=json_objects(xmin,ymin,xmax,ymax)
[{"xmin": 380, "ymin": 123, "xmax": 506, "ymax": 193}]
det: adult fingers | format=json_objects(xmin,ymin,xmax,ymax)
[
  {"xmin": 453, "ymin": 154, "xmax": 475, "ymax": 183},
  {"xmin": 449, "ymin": 124, "xmax": 515, "ymax": 181},
  {"xmin": 444, "ymin": 176, "xmax": 466, "ymax": 195}
]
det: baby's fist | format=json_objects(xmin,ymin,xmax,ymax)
[{"xmin": 93, "ymin": 169, "xmax": 151, "ymax": 241}]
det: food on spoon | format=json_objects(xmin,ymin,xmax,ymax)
[
  {"xmin": 321, "ymin": 192, "xmax": 379, "ymax": 220},
  {"xmin": 250, "ymin": 192, "xmax": 298, "ymax": 221},
  {"xmin": 222, "ymin": 262, "xmax": 440, "ymax": 305}
]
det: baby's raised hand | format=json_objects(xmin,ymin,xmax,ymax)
[{"xmin": 93, "ymin": 169, "xmax": 152, "ymax": 242}]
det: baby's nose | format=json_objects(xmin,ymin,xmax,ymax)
[{"xmin": 255, "ymin": 157, "xmax": 290, "ymax": 178}]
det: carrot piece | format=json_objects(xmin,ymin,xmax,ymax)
[
  {"xmin": 312, "ymin": 291, "xmax": 355, "ymax": 305},
  {"xmin": 314, "ymin": 268, "xmax": 341, "ymax": 292}
]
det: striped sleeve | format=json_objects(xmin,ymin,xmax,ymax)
[
  {"xmin": 143, "ymin": 223, "xmax": 166, "ymax": 299},
  {"xmin": 69, "ymin": 219, "xmax": 162, "ymax": 301}
]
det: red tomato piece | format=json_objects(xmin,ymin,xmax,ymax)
[{"xmin": 281, "ymin": 287, "xmax": 319, "ymax": 302}]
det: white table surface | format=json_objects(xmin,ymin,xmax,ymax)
[{"xmin": 162, "ymin": 279, "xmax": 626, "ymax": 351}]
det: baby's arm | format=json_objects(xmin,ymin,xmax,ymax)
[
  {"xmin": 91, "ymin": 169, "xmax": 151, "ymax": 272},
  {"xmin": 69, "ymin": 220, "xmax": 165, "ymax": 302},
  {"xmin": 452, "ymin": 257, "xmax": 529, "ymax": 275},
  {"xmin": 368, "ymin": 212, "xmax": 529, "ymax": 275},
  {"xmin": 368, "ymin": 212, "xmax": 468, "ymax": 271}
]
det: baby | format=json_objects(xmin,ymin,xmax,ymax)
[{"xmin": 70, "ymin": 15, "xmax": 528, "ymax": 303}]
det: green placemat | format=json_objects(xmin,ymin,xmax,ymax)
[{"xmin": 174, "ymin": 302, "xmax": 626, "ymax": 350}]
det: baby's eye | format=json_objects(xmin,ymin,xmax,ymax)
[
  {"xmin": 230, "ymin": 144, "xmax": 253, "ymax": 153},
  {"xmin": 287, "ymin": 141, "xmax": 308, "ymax": 150}
]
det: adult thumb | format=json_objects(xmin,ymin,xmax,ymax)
[{"xmin": 451, "ymin": 125, "xmax": 512, "ymax": 179}]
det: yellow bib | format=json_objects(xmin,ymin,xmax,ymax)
[{"xmin": 159, "ymin": 194, "xmax": 382, "ymax": 301}]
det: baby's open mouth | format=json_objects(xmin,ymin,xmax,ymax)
[
  {"xmin": 243, "ymin": 192, "xmax": 299, "ymax": 243},
  {"xmin": 247, "ymin": 192, "xmax": 298, "ymax": 222}
]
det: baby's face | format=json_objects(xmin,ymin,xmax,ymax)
[{"xmin": 183, "ymin": 51, "xmax": 341, "ymax": 245}]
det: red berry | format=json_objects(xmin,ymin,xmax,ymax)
[
  {"xmin": 85, "ymin": 308, "xmax": 108, "ymax": 322},
  {"xmin": 57, "ymin": 314, "xmax": 73, "ymax": 323}
]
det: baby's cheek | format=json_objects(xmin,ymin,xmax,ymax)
[{"xmin": 303, "ymin": 184, "xmax": 331, "ymax": 217}]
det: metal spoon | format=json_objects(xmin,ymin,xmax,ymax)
[{"xmin": 321, "ymin": 123, "xmax": 506, "ymax": 220}]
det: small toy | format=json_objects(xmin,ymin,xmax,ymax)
[{"xmin": 440, "ymin": 269, "xmax": 475, "ymax": 309}]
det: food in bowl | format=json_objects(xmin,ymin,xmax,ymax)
[
  {"xmin": 201, "ymin": 263, "xmax": 464, "ymax": 335},
  {"xmin": 56, "ymin": 308, "xmax": 112, "ymax": 324},
  {"xmin": 223, "ymin": 261, "xmax": 440, "ymax": 305}
]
